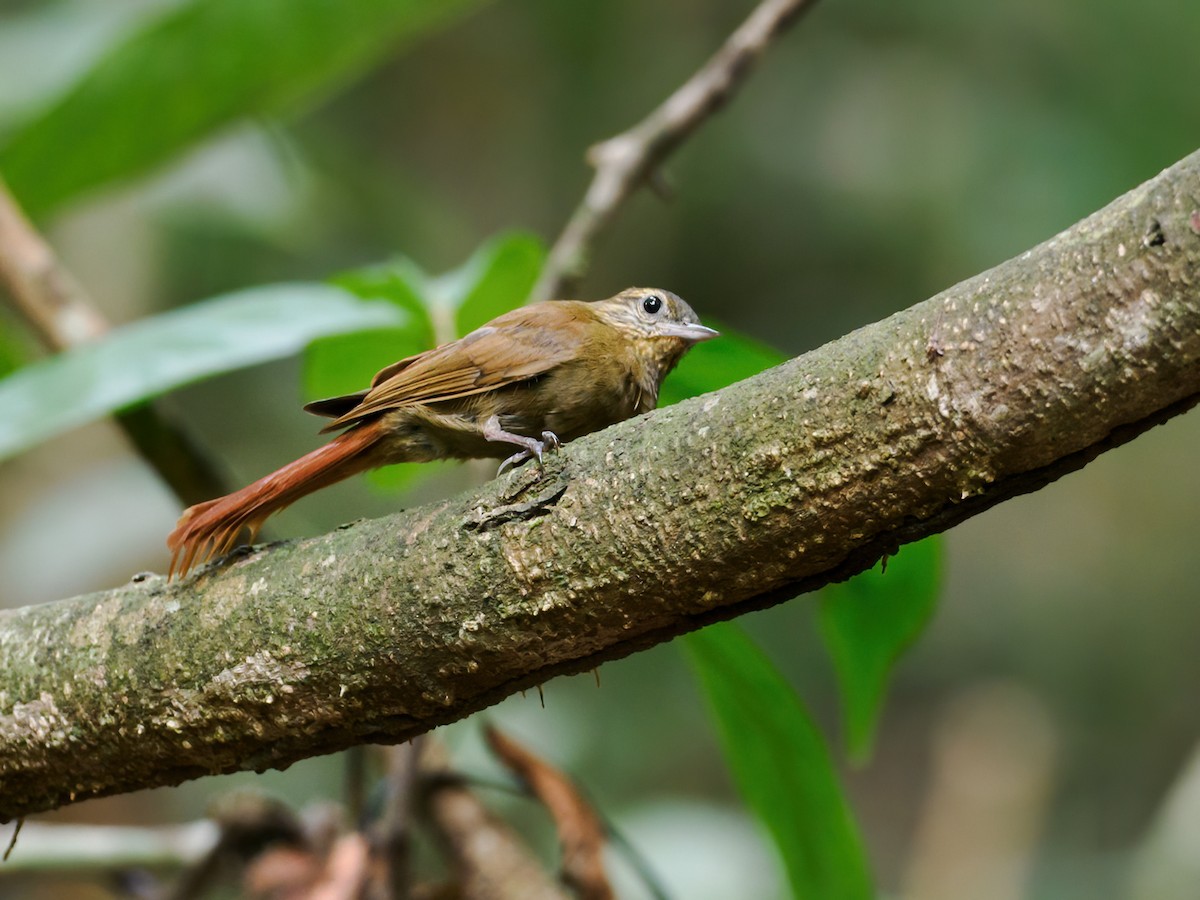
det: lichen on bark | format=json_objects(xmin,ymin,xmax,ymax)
[{"xmin": 2, "ymin": 148, "xmax": 1200, "ymax": 821}]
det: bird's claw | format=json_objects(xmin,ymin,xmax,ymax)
[
  {"xmin": 498, "ymin": 450, "xmax": 530, "ymax": 475},
  {"xmin": 496, "ymin": 430, "xmax": 561, "ymax": 475}
]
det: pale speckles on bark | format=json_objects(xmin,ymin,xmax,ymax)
[
  {"xmin": 3, "ymin": 149, "xmax": 1200, "ymax": 820},
  {"xmin": 67, "ymin": 597, "xmax": 124, "ymax": 654},
  {"xmin": 198, "ymin": 572, "xmax": 259, "ymax": 631},
  {"xmin": 0, "ymin": 692, "xmax": 69, "ymax": 750}
]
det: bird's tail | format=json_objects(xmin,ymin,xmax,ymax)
[{"xmin": 168, "ymin": 425, "xmax": 381, "ymax": 578}]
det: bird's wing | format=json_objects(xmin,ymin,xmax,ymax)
[
  {"xmin": 303, "ymin": 352, "xmax": 424, "ymax": 419},
  {"xmin": 319, "ymin": 303, "xmax": 590, "ymax": 432}
]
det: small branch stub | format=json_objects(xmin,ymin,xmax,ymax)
[{"xmin": 531, "ymin": 0, "xmax": 822, "ymax": 302}]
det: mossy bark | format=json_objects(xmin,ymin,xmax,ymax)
[{"xmin": 3, "ymin": 150, "xmax": 1200, "ymax": 821}]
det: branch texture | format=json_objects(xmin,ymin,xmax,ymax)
[{"xmin": 2, "ymin": 150, "xmax": 1200, "ymax": 820}]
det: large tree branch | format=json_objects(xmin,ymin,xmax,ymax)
[{"xmin": 2, "ymin": 149, "xmax": 1199, "ymax": 821}]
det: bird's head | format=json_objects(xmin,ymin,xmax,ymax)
[
  {"xmin": 592, "ymin": 287, "xmax": 719, "ymax": 394},
  {"xmin": 594, "ymin": 287, "xmax": 719, "ymax": 345}
]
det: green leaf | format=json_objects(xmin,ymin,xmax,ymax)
[
  {"xmin": 0, "ymin": 0, "xmax": 491, "ymax": 215},
  {"xmin": 302, "ymin": 235, "xmax": 545, "ymax": 494},
  {"xmin": 332, "ymin": 259, "xmax": 434, "ymax": 330},
  {"xmin": 0, "ymin": 1, "xmax": 168, "ymax": 134},
  {"xmin": 448, "ymin": 232, "xmax": 545, "ymax": 336},
  {"xmin": 305, "ymin": 262, "xmax": 434, "ymax": 402},
  {"xmin": 304, "ymin": 263, "xmax": 434, "ymax": 494},
  {"xmin": 0, "ymin": 314, "xmax": 30, "ymax": 381},
  {"xmin": 818, "ymin": 537, "xmax": 943, "ymax": 761},
  {"xmin": 0, "ymin": 283, "xmax": 405, "ymax": 461},
  {"xmin": 397, "ymin": 231, "xmax": 544, "ymax": 339},
  {"xmin": 659, "ymin": 324, "xmax": 785, "ymax": 406},
  {"xmin": 684, "ymin": 623, "xmax": 873, "ymax": 900}
]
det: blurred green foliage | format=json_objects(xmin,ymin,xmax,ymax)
[
  {"xmin": 0, "ymin": 0, "xmax": 1197, "ymax": 897},
  {"xmin": 0, "ymin": 0, "xmax": 493, "ymax": 216},
  {"xmin": 0, "ymin": 283, "xmax": 405, "ymax": 460},
  {"xmin": 686, "ymin": 622, "xmax": 873, "ymax": 900},
  {"xmin": 658, "ymin": 323, "xmax": 788, "ymax": 408},
  {"xmin": 0, "ymin": 309, "xmax": 29, "ymax": 380},
  {"xmin": 820, "ymin": 537, "xmax": 943, "ymax": 760}
]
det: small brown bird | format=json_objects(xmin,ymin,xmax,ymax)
[{"xmin": 168, "ymin": 287, "xmax": 716, "ymax": 576}]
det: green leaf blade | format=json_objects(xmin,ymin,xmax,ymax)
[
  {"xmin": 0, "ymin": 283, "xmax": 405, "ymax": 461},
  {"xmin": 684, "ymin": 622, "xmax": 873, "ymax": 900},
  {"xmin": 0, "ymin": 0, "xmax": 491, "ymax": 215},
  {"xmin": 301, "ymin": 234, "xmax": 545, "ymax": 495},
  {"xmin": 450, "ymin": 232, "xmax": 545, "ymax": 335},
  {"xmin": 305, "ymin": 262, "xmax": 434, "ymax": 403},
  {"xmin": 659, "ymin": 325, "xmax": 786, "ymax": 406},
  {"xmin": 819, "ymin": 537, "xmax": 943, "ymax": 761}
]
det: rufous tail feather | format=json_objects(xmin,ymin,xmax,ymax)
[{"xmin": 167, "ymin": 425, "xmax": 381, "ymax": 578}]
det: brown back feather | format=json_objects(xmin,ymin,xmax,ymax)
[{"xmin": 319, "ymin": 302, "xmax": 596, "ymax": 432}]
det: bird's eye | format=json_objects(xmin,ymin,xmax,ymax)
[{"xmin": 642, "ymin": 294, "xmax": 663, "ymax": 315}]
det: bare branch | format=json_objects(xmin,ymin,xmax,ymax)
[
  {"xmin": 364, "ymin": 742, "xmax": 422, "ymax": 900},
  {"xmin": 0, "ymin": 176, "xmax": 228, "ymax": 506},
  {"xmin": 530, "ymin": 0, "xmax": 820, "ymax": 303},
  {"xmin": 0, "ymin": 178, "xmax": 107, "ymax": 349},
  {"xmin": 1, "ymin": 148, "xmax": 1199, "ymax": 820}
]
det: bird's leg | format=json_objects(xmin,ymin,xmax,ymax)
[{"xmin": 484, "ymin": 416, "xmax": 560, "ymax": 474}]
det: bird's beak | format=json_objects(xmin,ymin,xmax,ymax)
[{"xmin": 660, "ymin": 322, "xmax": 720, "ymax": 343}]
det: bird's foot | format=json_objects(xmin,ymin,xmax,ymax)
[
  {"xmin": 497, "ymin": 449, "xmax": 531, "ymax": 475},
  {"xmin": 486, "ymin": 416, "xmax": 560, "ymax": 474}
]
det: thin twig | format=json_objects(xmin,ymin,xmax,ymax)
[
  {"xmin": 366, "ymin": 741, "xmax": 423, "ymax": 900},
  {"xmin": 3, "ymin": 817, "xmax": 22, "ymax": 862},
  {"xmin": 0, "ymin": 819, "xmax": 216, "ymax": 872},
  {"xmin": 0, "ymin": 180, "xmax": 106, "ymax": 348},
  {"xmin": 457, "ymin": 772, "xmax": 673, "ymax": 900},
  {"xmin": 0, "ymin": 175, "xmax": 228, "ymax": 506},
  {"xmin": 530, "ymin": 0, "xmax": 821, "ymax": 303}
]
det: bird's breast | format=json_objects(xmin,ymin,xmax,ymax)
[{"xmin": 530, "ymin": 354, "xmax": 646, "ymax": 442}]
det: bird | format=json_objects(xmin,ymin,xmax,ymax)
[{"xmin": 167, "ymin": 287, "xmax": 717, "ymax": 577}]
